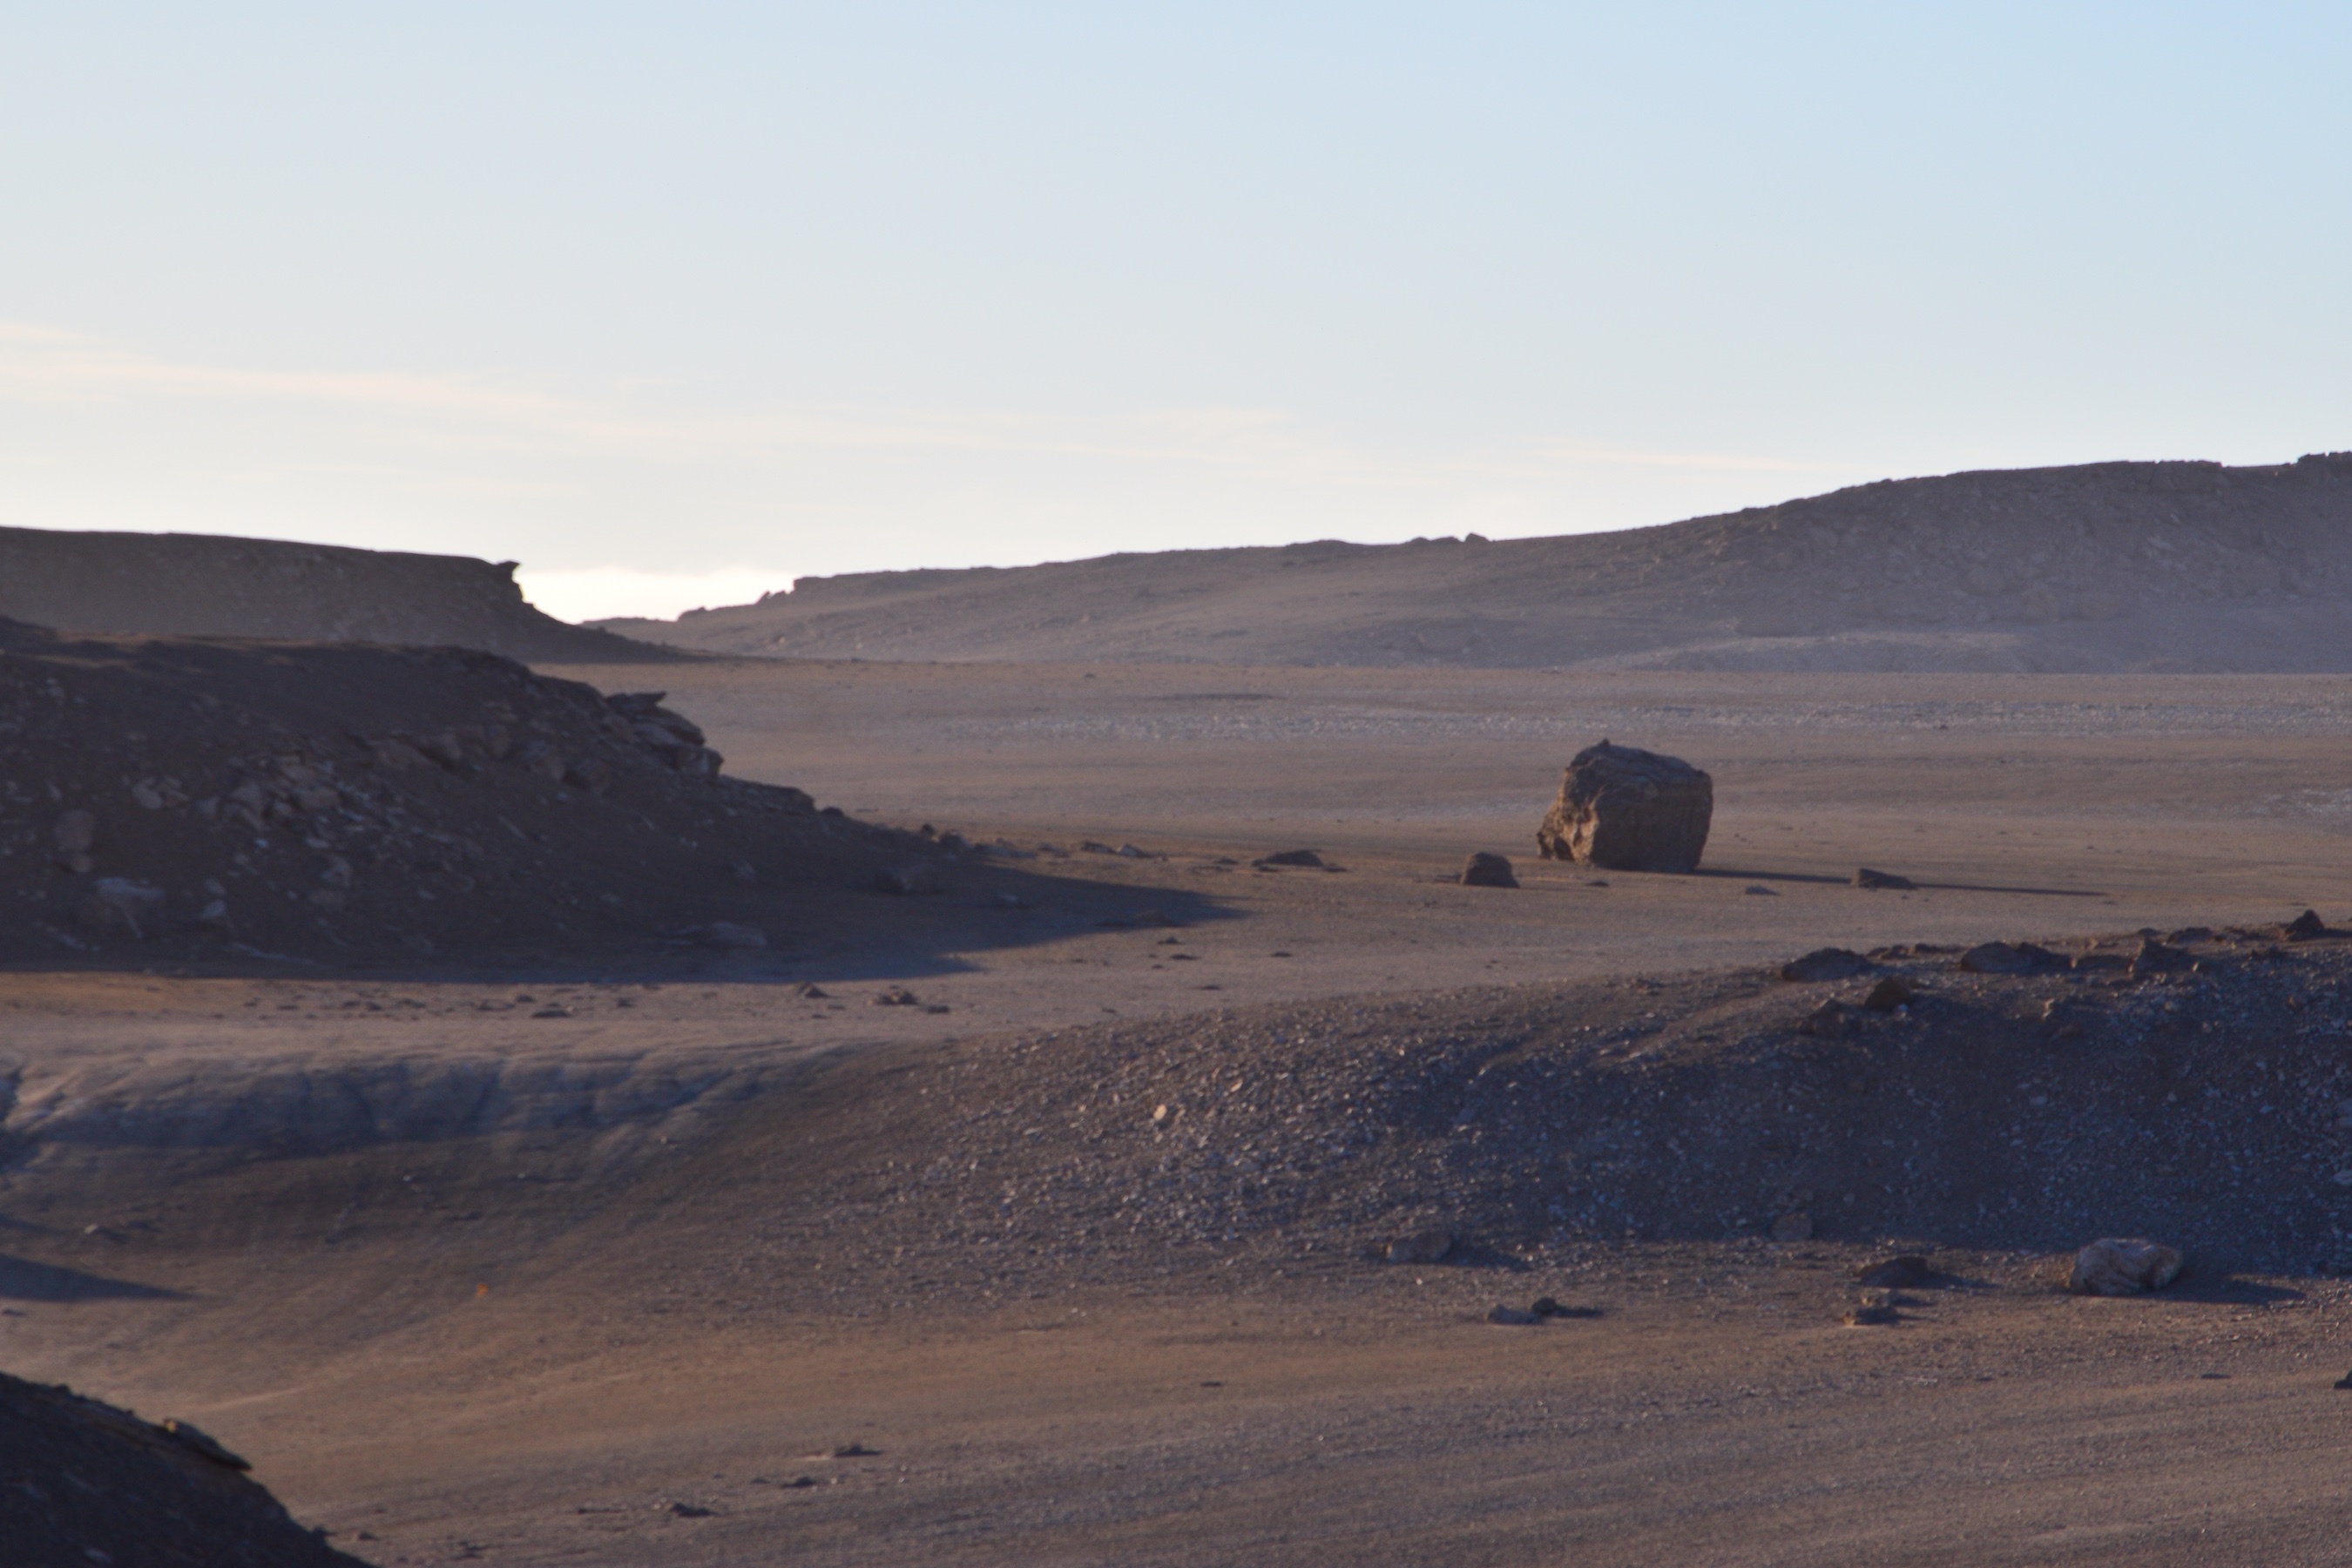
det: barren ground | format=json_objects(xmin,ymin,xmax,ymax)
[{"xmin": 8, "ymin": 660, "xmax": 2352, "ymax": 1565}]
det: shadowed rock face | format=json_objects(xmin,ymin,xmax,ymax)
[
  {"xmin": 1536, "ymin": 741, "xmax": 1713, "ymax": 873},
  {"xmin": 0, "ymin": 526, "xmax": 658, "ymax": 662},
  {"xmin": 0, "ymin": 1369, "xmax": 367, "ymax": 1567}
]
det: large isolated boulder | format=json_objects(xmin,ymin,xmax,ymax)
[
  {"xmin": 1536, "ymin": 740, "xmax": 1713, "ymax": 873},
  {"xmin": 2067, "ymin": 1237, "xmax": 2183, "ymax": 1296}
]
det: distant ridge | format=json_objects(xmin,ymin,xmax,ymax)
[
  {"xmin": 599, "ymin": 456, "xmax": 2352, "ymax": 672},
  {"xmin": 0, "ymin": 526, "xmax": 666, "ymax": 662}
]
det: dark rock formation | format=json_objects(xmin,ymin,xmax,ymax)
[
  {"xmin": 0, "ymin": 1369, "xmax": 365, "ymax": 1567},
  {"xmin": 1534, "ymin": 740, "xmax": 1713, "ymax": 873},
  {"xmin": 1458, "ymin": 852, "xmax": 1517, "ymax": 889}
]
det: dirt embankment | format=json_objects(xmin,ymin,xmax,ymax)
[
  {"xmin": 672, "ymin": 924, "xmax": 2352, "ymax": 1307},
  {"xmin": 0, "ymin": 619, "xmax": 947, "ymax": 970},
  {"xmin": 602, "ymin": 454, "xmax": 2352, "ymax": 672},
  {"xmin": 0, "ymin": 1369, "xmax": 365, "ymax": 1568},
  {"xmin": 0, "ymin": 526, "xmax": 658, "ymax": 662}
]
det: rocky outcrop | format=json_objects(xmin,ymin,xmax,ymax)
[
  {"xmin": 0, "ymin": 524, "xmax": 659, "ymax": 661},
  {"xmin": 1535, "ymin": 741, "xmax": 1713, "ymax": 873}
]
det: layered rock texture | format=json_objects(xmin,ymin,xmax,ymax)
[
  {"xmin": 598, "ymin": 455, "xmax": 2352, "ymax": 672},
  {"xmin": 1536, "ymin": 741, "xmax": 1713, "ymax": 874}
]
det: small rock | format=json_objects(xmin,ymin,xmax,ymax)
[
  {"xmin": 1770, "ymin": 1213, "xmax": 1814, "ymax": 1243},
  {"xmin": 2130, "ymin": 939, "xmax": 2192, "ymax": 975},
  {"xmin": 1861, "ymin": 976, "xmax": 1915, "ymax": 1011},
  {"xmin": 871, "ymin": 986, "xmax": 920, "ymax": 1007},
  {"xmin": 2068, "ymin": 1237, "xmax": 2184, "ymax": 1296},
  {"xmin": 1488, "ymin": 1304, "xmax": 1541, "ymax": 1326},
  {"xmin": 830, "ymin": 1443, "xmax": 881, "ymax": 1457},
  {"xmin": 1781, "ymin": 948, "xmax": 1868, "ymax": 982},
  {"xmin": 564, "ymin": 757, "xmax": 612, "ymax": 794},
  {"xmin": 875, "ymin": 863, "xmax": 943, "ymax": 896},
  {"xmin": 1384, "ymin": 1227, "xmax": 1456, "ymax": 1264},
  {"xmin": 1742, "ymin": 884, "xmax": 1778, "ymax": 896},
  {"xmin": 52, "ymin": 808, "xmax": 97, "ymax": 873},
  {"xmin": 1115, "ymin": 843, "xmax": 1151, "ymax": 858},
  {"xmin": 791, "ymin": 983, "xmax": 828, "ymax": 999},
  {"xmin": 2335, "ymin": 1369, "xmax": 2352, "ymax": 1391},
  {"xmin": 2283, "ymin": 909, "xmax": 2328, "ymax": 941},
  {"xmin": 531, "ymin": 1006, "xmax": 571, "ymax": 1019},
  {"xmin": 1959, "ymin": 941, "xmax": 2062, "ymax": 976},
  {"xmin": 88, "ymin": 878, "xmax": 166, "ymax": 939},
  {"xmin": 1852, "ymin": 868, "xmax": 1916, "ymax": 890},
  {"xmin": 1843, "ymin": 1302, "xmax": 1900, "ymax": 1326},
  {"xmin": 1531, "ymin": 1297, "xmax": 1600, "ymax": 1319},
  {"xmin": 1855, "ymin": 1254, "xmax": 1931, "ymax": 1288},
  {"xmin": 703, "ymin": 922, "xmax": 768, "ymax": 950},
  {"xmin": 665, "ymin": 1502, "xmax": 714, "ymax": 1518},
  {"xmin": 1254, "ymin": 848, "xmax": 1326, "ymax": 868},
  {"xmin": 1458, "ymin": 851, "xmax": 1517, "ymax": 889},
  {"xmin": 159, "ymin": 1417, "xmax": 252, "ymax": 1471},
  {"xmin": 1798, "ymin": 1000, "xmax": 1854, "ymax": 1038}
]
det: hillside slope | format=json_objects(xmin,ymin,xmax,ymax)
[
  {"xmin": 601, "ymin": 455, "xmax": 2352, "ymax": 672},
  {"xmin": 0, "ymin": 526, "xmax": 658, "ymax": 662}
]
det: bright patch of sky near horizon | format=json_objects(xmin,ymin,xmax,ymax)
[{"xmin": 3, "ymin": 4, "xmax": 2347, "ymax": 623}]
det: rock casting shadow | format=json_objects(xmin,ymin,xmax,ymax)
[{"xmin": 0, "ymin": 1254, "xmax": 187, "ymax": 1303}]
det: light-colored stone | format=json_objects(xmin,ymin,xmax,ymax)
[{"xmin": 2067, "ymin": 1237, "xmax": 2183, "ymax": 1296}]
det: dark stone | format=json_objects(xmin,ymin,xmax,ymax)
[
  {"xmin": 1861, "ymin": 977, "xmax": 1916, "ymax": 1011},
  {"xmin": 2284, "ymin": 909, "xmax": 2328, "ymax": 941},
  {"xmin": 2131, "ymin": 939, "xmax": 2193, "ymax": 974},
  {"xmin": 1382, "ymin": 1227, "xmax": 1455, "ymax": 1264},
  {"xmin": 1254, "ymin": 848, "xmax": 1326, "ymax": 868},
  {"xmin": 1852, "ymin": 867, "xmax": 1916, "ymax": 890},
  {"xmin": 1458, "ymin": 852, "xmax": 1517, "ymax": 889},
  {"xmin": 1855, "ymin": 1255, "xmax": 1931, "ymax": 1288},
  {"xmin": 1960, "ymin": 941, "xmax": 2064, "ymax": 976},
  {"xmin": 1535, "ymin": 740, "xmax": 1713, "ymax": 873},
  {"xmin": 1799, "ymin": 999, "xmax": 1855, "ymax": 1037},
  {"xmin": 1781, "ymin": 947, "xmax": 1869, "ymax": 982}
]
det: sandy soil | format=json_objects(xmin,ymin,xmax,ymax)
[{"xmin": 7, "ymin": 660, "xmax": 2352, "ymax": 1565}]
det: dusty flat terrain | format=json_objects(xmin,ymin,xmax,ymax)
[{"xmin": 7, "ymin": 660, "xmax": 2352, "ymax": 1565}]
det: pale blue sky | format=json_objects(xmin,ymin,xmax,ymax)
[{"xmin": 3, "ymin": 3, "xmax": 2346, "ymax": 619}]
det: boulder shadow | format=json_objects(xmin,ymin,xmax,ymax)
[{"xmin": 0, "ymin": 1254, "xmax": 188, "ymax": 1302}]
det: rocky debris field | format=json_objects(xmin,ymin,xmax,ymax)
[
  {"xmin": 0, "ymin": 1368, "xmax": 364, "ymax": 1567},
  {"xmin": 0, "ymin": 619, "xmax": 935, "ymax": 968},
  {"xmin": 724, "ymin": 920, "xmax": 2352, "ymax": 1310}
]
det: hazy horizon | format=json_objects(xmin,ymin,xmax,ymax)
[{"xmin": 7, "ymin": 4, "xmax": 2348, "ymax": 623}]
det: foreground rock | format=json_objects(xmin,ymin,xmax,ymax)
[
  {"xmin": 0, "ymin": 1369, "xmax": 364, "ymax": 1567},
  {"xmin": 2068, "ymin": 1238, "xmax": 2185, "ymax": 1295},
  {"xmin": 1535, "ymin": 741, "xmax": 1713, "ymax": 873}
]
